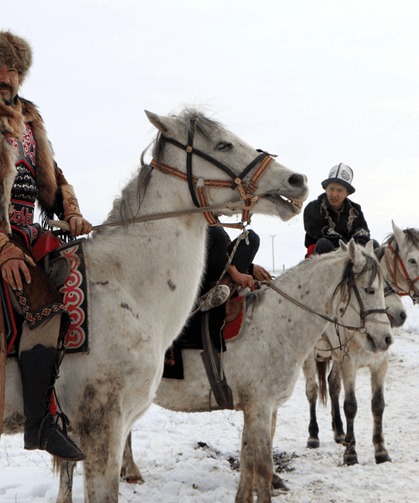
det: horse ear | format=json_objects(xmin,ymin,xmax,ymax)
[
  {"xmin": 339, "ymin": 240, "xmax": 348, "ymax": 251},
  {"xmin": 392, "ymin": 220, "xmax": 406, "ymax": 248},
  {"xmin": 144, "ymin": 110, "xmax": 180, "ymax": 137},
  {"xmin": 365, "ymin": 240, "xmax": 375, "ymax": 254},
  {"xmin": 348, "ymin": 238, "xmax": 363, "ymax": 266}
]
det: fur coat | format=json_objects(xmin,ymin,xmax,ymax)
[{"xmin": 0, "ymin": 96, "xmax": 68, "ymax": 235}]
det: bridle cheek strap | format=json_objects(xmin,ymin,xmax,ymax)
[
  {"xmin": 151, "ymin": 129, "xmax": 274, "ymax": 228},
  {"xmin": 388, "ymin": 244, "xmax": 419, "ymax": 300}
]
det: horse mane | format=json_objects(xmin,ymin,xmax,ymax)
[
  {"xmin": 151, "ymin": 108, "xmax": 224, "ymax": 163},
  {"xmin": 105, "ymin": 108, "xmax": 224, "ymax": 226},
  {"xmin": 333, "ymin": 251, "xmax": 380, "ymax": 303}
]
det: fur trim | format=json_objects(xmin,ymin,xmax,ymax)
[
  {"xmin": 0, "ymin": 131, "xmax": 17, "ymax": 233},
  {"xmin": 20, "ymin": 98, "xmax": 60, "ymax": 211},
  {"xmin": 0, "ymin": 31, "xmax": 32, "ymax": 83},
  {"xmin": 0, "ymin": 97, "xmax": 64, "ymax": 234}
]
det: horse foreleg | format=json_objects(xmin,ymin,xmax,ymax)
[
  {"xmin": 302, "ymin": 353, "xmax": 320, "ymax": 448},
  {"xmin": 120, "ymin": 431, "xmax": 145, "ymax": 484},
  {"xmin": 77, "ymin": 388, "xmax": 126, "ymax": 503},
  {"xmin": 57, "ymin": 460, "xmax": 77, "ymax": 503},
  {"xmin": 328, "ymin": 361, "xmax": 345, "ymax": 443},
  {"xmin": 270, "ymin": 410, "xmax": 289, "ymax": 492},
  {"xmin": 236, "ymin": 406, "xmax": 273, "ymax": 503},
  {"xmin": 341, "ymin": 363, "xmax": 358, "ymax": 465},
  {"xmin": 370, "ymin": 358, "xmax": 391, "ymax": 464}
]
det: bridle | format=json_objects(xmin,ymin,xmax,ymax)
[
  {"xmin": 387, "ymin": 244, "xmax": 419, "ymax": 303},
  {"xmin": 150, "ymin": 119, "xmax": 276, "ymax": 229},
  {"xmin": 264, "ymin": 260, "xmax": 390, "ymax": 353},
  {"xmin": 335, "ymin": 261, "xmax": 389, "ymax": 332}
]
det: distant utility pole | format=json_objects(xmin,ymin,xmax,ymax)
[{"xmin": 270, "ymin": 234, "xmax": 276, "ymax": 274}]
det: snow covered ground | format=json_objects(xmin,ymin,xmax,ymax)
[{"xmin": 1, "ymin": 298, "xmax": 418, "ymax": 503}]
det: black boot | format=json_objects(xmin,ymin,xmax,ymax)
[{"xmin": 19, "ymin": 344, "xmax": 86, "ymax": 461}]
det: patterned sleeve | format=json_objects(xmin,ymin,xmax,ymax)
[{"xmin": 351, "ymin": 206, "xmax": 370, "ymax": 245}]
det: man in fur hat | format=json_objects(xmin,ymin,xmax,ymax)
[
  {"xmin": 304, "ymin": 163, "xmax": 373, "ymax": 257},
  {"xmin": 0, "ymin": 31, "xmax": 92, "ymax": 460}
]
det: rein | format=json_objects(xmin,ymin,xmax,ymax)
[
  {"xmin": 387, "ymin": 244, "xmax": 419, "ymax": 301},
  {"xmin": 260, "ymin": 261, "xmax": 389, "ymax": 352},
  {"xmin": 48, "ymin": 200, "xmax": 252, "ymax": 233}
]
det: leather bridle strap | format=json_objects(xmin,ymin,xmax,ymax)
[
  {"xmin": 186, "ymin": 119, "xmax": 200, "ymax": 208},
  {"xmin": 155, "ymin": 130, "xmax": 274, "ymax": 227},
  {"xmin": 388, "ymin": 244, "xmax": 419, "ymax": 300}
]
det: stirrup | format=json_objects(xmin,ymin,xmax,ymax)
[{"xmin": 199, "ymin": 285, "xmax": 230, "ymax": 311}]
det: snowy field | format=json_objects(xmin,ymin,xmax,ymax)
[{"xmin": 1, "ymin": 298, "xmax": 418, "ymax": 503}]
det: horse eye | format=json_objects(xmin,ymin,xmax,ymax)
[
  {"xmin": 216, "ymin": 141, "xmax": 233, "ymax": 151},
  {"xmin": 408, "ymin": 258, "xmax": 417, "ymax": 265},
  {"xmin": 364, "ymin": 288, "xmax": 375, "ymax": 295}
]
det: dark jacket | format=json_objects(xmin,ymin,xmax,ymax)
[{"xmin": 304, "ymin": 193, "xmax": 370, "ymax": 249}]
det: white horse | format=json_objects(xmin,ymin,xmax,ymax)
[
  {"xmin": 302, "ymin": 222, "xmax": 419, "ymax": 465},
  {"xmin": 1, "ymin": 108, "xmax": 309, "ymax": 503},
  {"xmin": 59, "ymin": 239, "xmax": 393, "ymax": 503}
]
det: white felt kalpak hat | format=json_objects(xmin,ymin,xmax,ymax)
[{"xmin": 321, "ymin": 163, "xmax": 355, "ymax": 194}]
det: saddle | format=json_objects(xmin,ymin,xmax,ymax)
[{"xmin": 5, "ymin": 236, "xmax": 90, "ymax": 357}]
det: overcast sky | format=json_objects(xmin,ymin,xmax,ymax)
[{"xmin": 3, "ymin": 0, "xmax": 419, "ymax": 269}]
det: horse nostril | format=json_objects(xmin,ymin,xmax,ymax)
[
  {"xmin": 385, "ymin": 335, "xmax": 393, "ymax": 348},
  {"xmin": 288, "ymin": 174, "xmax": 305, "ymax": 188},
  {"xmin": 400, "ymin": 312, "xmax": 407, "ymax": 321}
]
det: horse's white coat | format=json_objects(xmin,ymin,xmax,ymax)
[
  {"xmin": 2, "ymin": 108, "xmax": 308, "ymax": 503},
  {"xmin": 112, "ymin": 240, "xmax": 393, "ymax": 503}
]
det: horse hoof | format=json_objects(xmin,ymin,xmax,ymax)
[
  {"xmin": 344, "ymin": 454, "xmax": 358, "ymax": 466},
  {"xmin": 375, "ymin": 453, "xmax": 391, "ymax": 464},
  {"xmin": 272, "ymin": 473, "xmax": 289, "ymax": 492},
  {"xmin": 123, "ymin": 475, "xmax": 145, "ymax": 484},
  {"xmin": 307, "ymin": 438, "xmax": 320, "ymax": 449},
  {"xmin": 334, "ymin": 433, "xmax": 345, "ymax": 444}
]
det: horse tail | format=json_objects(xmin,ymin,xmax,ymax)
[{"xmin": 316, "ymin": 358, "xmax": 330, "ymax": 406}]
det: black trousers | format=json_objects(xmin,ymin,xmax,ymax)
[{"xmin": 200, "ymin": 226, "xmax": 260, "ymax": 295}]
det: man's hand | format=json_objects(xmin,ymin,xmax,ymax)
[
  {"xmin": 0, "ymin": 242, "xmax": 36, "ymax": 290},
  {"xmin": 2, "ymin": 258, "xmax": 34, "ymax": 290},
  {"xmin": 227, "ymin": 265, "xmax": 255, "ymax": 290},
  {"xmin": 68, "ymin": 216, "xmax": 93, "ymax": 237},
  {"xmin": 252, "ymin": 264, "xmax": 273, "ymax": 282}
]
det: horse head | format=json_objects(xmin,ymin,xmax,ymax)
[
  {"xmin": 387, "ymin": 221, "xmax": 419, "ymax": 303},
  {"xmin": 145, "ymin": 109, "xmax": 308, "ymax": 224},
  {"xmin": 334, "ymin": 239, "xmax": 393, "ymax": 353}
]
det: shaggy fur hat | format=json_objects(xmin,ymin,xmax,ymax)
[
  {"xmin": 0, "ymin": 31, "xmax": 32, "ymax": 84},
  {"xmin": 321, "ymin": 163, "xmax": 355, "ymax": 194}
]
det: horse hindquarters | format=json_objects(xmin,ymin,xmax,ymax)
[{"xmin": 236, "ymin": 406, "xmax": 274, "ymax": 503}]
